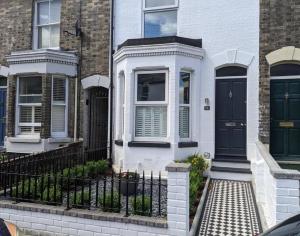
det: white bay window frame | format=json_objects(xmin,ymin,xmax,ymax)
[
  {"xmin": 134, "ymin": 70, "xmax": 169, "ymax": 142},
  {"xmin": 143, "ymin": 0, "xmax": 178, "ymax": 10},
  {"xmin": 16, "ymin": 77, "xmax": 42, "ymax": 137},
  {"xmin": 33, "ymin": 0, "xmax": 61, "ymax": 49},
  {"xmin": 51, "ymin": 76, "xmax": 68, "ymax": 138},
  {"xmin": 179, "ymin": 71, "xmax": 192, "ymax": 140}
]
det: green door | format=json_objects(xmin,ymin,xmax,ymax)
[{"xmin": 270, "ymin": 79, "xmax": 300, "ymax": 160}]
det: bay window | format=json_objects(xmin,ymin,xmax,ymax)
[
  {"xmin": 51, "ymin": 77, "xmax": 67, "ymax": 137},
  {"xmin": 135, "ymin": 71, "xmax": 168, "ymax": 140},
  {"xmin": 35, "ymin": 0, "xmax": 61, "ymax": 49},
  {"xmin": 144, "ymin": 0, "xmax": 178, "ymax": 38},
  {"xmin": 179, "ymin": 72, "xmax": 191, "ymax": 139},
  {"xmin": 17, "ymin": 77, "xmax": 42, "ymax": 135}
]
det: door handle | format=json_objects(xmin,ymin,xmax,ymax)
[{"xmin": 241, "ymin": 123, "xmax": 246, "ymax": 127}]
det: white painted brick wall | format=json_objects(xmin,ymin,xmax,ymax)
[
  {"xmin": 0, "ymin": 164, "xmax": 190, "ymax": 236},
  {"xmin": 252, "ymin": 142, "xmax": 300, "ymax": 228}
]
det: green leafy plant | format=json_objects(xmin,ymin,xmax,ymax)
[
  {"xmin": 99, "ymin": 192, "xmax": 120, "ymax": 213},
  {"xmin": 42, "ymin": 185, "xmax": 61, "ymax": 203},
  {"xmin": 94, "ymin": 160, "xmax": 109, "ymax": 176},
  {"xmin": 130, "ymin": 196, "xmax": 151, "ymax": 216},
  {"xmin": 12, "ymin": 178, "xmax": 39, "ymax": 198},
  {"xmin": 71, "ymin": 191, "xmax": 90, "ymax": 206}
]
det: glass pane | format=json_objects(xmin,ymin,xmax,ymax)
[
  {"xmin": 52, "ymin": 105, "xmax": 65, "ymax": 132},
  {"xmin": 135, "ymin": 106, "xmax": 167, "ymax": 137},
  {"xmin": 179, "ymin": 72, "xmax": 190, "ymax": 104},
  {"xmin": 0, "ymin": 77, "xmax": 7, "ymax": 87},
  {"xmin": 179, "ymin": 106, "xmax": 189, "ymax": 138},
  {"xmin": 271, "ymin": 64, "xmax": 300, "ymax": 77},
  {"xmin": 19, "ymin": 106, "xmax": 32, "ymax": 123},
  {"xmin": 216, "ymin": 66, "xmax": 247, "ymax": 77},
  {"xmin": 144, "ymin": 10, "xmax": 177, "ymax": 38},
  {"xmin": 37, "ymin": 1, "xmax": 49, "ymax": 25},
  {"xmin": 137, "ymin": 73, "xmax": 166, "ymax": 101},
  {"xmin": 53, "ymin": 77, "xmax": 66, "ymax": 103},
  {"xmin": 38, "ymin": 26, "xmax": 50, "ymax": 48},
  {"xmin": 50, "ymin": 0, "xmax": 61, "ymax": 23},
  {"xmin": 145, "ymin": 0, "xmax": 175, "ymax": 8},
  {"xmin": 50, "ymin": 25, "xmax": 60, "ymax": 48},
  {"xmin": 19, "ymin": 77, "xmax": 42, "ymax": 103}
]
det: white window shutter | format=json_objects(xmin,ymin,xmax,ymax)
[
  {"xmin": 53, "ymin": 77, "xmax": 66, "ymax": 103},
  {"xmin": 52, "ymin": 106, "xmax": 65, "ymax": 132},
  {"xmin": 136, "ymin": 106, "xmax": 167, "ymax": 137},
  {"xmin": 179, "ymin": 106, "xmax": 189, "ymax": 138}
]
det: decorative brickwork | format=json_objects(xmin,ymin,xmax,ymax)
[{"xmin": 259, "ymin": 0, "xmax": 300, "ymax": 143}]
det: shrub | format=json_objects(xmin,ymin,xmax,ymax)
[
  {"xmin": 71, "ymin": 191, "xmax": 90, "ymax": 206},
  {"xmin": 12, "ymin": 178, "xmax": 38, "ymax": 198},
  {"xmin": 86, "ymin": 161, "xmax": 98, "ymax": 178},
  {"xmin": 99, "ymin": 192, "xmax": 120, "ymax": 213},
  {"xmin": 130, "ymin": 196, "xmax": 151, "ymax": 216},
  {"xmin": 179, "ymin": 153, "xmax": 208, "ymax": 211},
  {"xmin": 42, "ymin": 185, "xmax": 61, "ymax": 203},
  {"xmin": 94, "ymin": 160, "xmax": 109, "ymax": 176}
]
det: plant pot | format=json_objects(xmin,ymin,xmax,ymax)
[{"xmin": 118, "ymin": 173, "xmax": 140, "ymax": 196}]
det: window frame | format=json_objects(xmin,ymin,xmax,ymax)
[
  {"xmin": 179, "ymin": 71, "xmax": 192, "ymax": 141},
  {"xmin": 142, "ymin": 0, "xmax": 178, "ymax": 38},
  {"xmin": 33, "ymin": 0, "xmax": 61, "ymax": 50},
  {"xmin": 51, "ymin": 76, "xmax": 68, "ymax": 138},
  {"xmin": 134, "ymin": 70, "xmax": 169, "ymax": 142},
  {"xmin": 16, "ymin": 76, "xmax": 42, "ymax": 137}
]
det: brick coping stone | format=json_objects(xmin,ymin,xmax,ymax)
[{"xmin": 0, "ymin": 200, "xmax": 168, "ymax": 228}]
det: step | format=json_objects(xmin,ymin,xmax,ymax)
[
  {"xmin": 212, "ymin": 159, "xmax": 250, "ymax": 169},
  {"xmin": 215, "ymin": 154, "xmax": 247, "ymax": 160},
  {"xmin": 210, "ymin": 166, "xmax": 252, "ymax": 181}
]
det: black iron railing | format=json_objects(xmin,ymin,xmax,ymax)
[{"xmin": 0, "ymin": 170, "xmax": 167, "ymax": 217}]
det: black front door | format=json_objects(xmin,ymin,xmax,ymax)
[
  {"xmin": 215, "ymin": 79, "xmax": 247, "ymax": 159},
  {"xmin": 89, "ymin": 87, "xmax": 109, "ymax": 150},
  {"xmin": 270, "ymin": 79, "xmax": 300, "ymax": 160}
]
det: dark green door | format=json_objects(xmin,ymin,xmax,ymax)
[{"xmin": 270, "ymin": 79, "xmax": 300, "ymax": 160}]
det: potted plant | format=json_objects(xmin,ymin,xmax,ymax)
[{"xmin": 118, "ymin": 172, "xmax": 139, "ymax": 196}]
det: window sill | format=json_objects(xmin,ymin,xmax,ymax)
[
  {"xmin": 48, "ymin": 137, "xmax": 72, "ymax": 144},
  {"xmin": 8, "ymin": 137, "xmax": 41, "ymax": 143},
  {"xmin": 115, "ymin": 140, "xmax": 124, "ymax": 146},
  {"xmin": 178, "ymin": 141, "xmax": 198, "ymax": 148},
  {"xmin": 128, "ymin": 141, "xmax": 171, "ymax": 148}
]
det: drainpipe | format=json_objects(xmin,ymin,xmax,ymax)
[
  {"xmin": 74, "ymin": 0, "xmax": 83, "ymax": 142},
  {"xmin": 109, "ymin": 0, "xmax": 114, "ymax": 165}
]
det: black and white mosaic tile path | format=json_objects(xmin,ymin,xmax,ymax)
[{"xmin": 198, "ymin": 179, "xmax": 262, "ymax": 236}]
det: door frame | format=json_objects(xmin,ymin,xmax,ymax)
[
  {"xmin": 270, "ymin": 77, "xmax": 300, "ymax": 160},
  {"xmin": 214, "ymin": 73, "xmax": 248, "ymax": 158}
]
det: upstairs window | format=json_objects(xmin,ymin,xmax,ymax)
[
  {"xmin": 35, "ymin": 0, "xmax": 61, "ymax": 49},
  {"xmin": 144, "ymin": 0, "xmax": 178, "ymax": 38},
  {"xmin": 17, "ymin": 77, "xmax": 42, "ymax": 136}
]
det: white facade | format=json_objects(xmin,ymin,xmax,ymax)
[{"xmin": 113, "ymin": 0, "xmax": 259, "ymax": 172}]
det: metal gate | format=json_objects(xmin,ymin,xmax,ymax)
[
  {"xmin": 0, "ymin": 87, "xmax": 6, "ymax": 147},
  {"xmin": 88, "ymin": 87, "xmax": 109, "ymax": 151}
]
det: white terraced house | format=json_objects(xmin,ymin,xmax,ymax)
[{"xmin": 112, "ymin": 0, "xmax": 259, "ymax": 177}]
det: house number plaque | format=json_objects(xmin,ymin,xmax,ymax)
[{"xmin": 279, "ymin": 122, "xmax": 294, "ymax": 128}]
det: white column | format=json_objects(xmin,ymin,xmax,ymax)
[{"xmin": 166, "ymin": 162, "xmax": 191, "ymax": 236}]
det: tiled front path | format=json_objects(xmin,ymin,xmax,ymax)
[{"xmin": 198, "ymin": 179, "xmax": 262, "ymax": 236}]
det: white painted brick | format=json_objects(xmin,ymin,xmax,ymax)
[
  {"xmin": 176, "ymin": 193, "xmax": 187, "ymax": 201},
  {"xmin": 84, "ymin": 224, "xmax": 101, "ymax": 233},
  {"xmin": 94, "ymin": 233, "xmax": 109, "ymax": 236},
  {"xmin": 77, "ymin": 230, "xmax": 94, "ymax": 236},
  {"xmin": 176, "ymin": 179, "xmax": 187, "ymax": 186},
  {"xmin": 102, "ymin": 226, "xmax": 120, "ymax": 235},
  {"xmin": 287, "ymin": 205, "xmax": 300, "ymax": 214},
  {"xmin": 167, "ymin": 206, "xmax": 177, "ymax": 214},
  {"xmin": 16, "ymin": 221, "xmax": 31, "ymax": 228},
  {"xmin": 68, "ymin": 222, "xmax": 86, "ymax": 230},
  {"xmin": 23, "ymin": 216, "xmax": 38, "ymax": 223},
  {"xmin": 137, "ymin": 232, "xmax": 156, "ymax": 236},
  {"xmin": 176, "ymin": 207, "xmax": 186, "ymax": 215},
  {"xmin": 276, "ymin": 205, "xmax": 288, "ymax": 213},
  {"xmin": 0, "ymin": 213, "xmax": 10, "ymax": 220},
  {"xmin": 277, "ymin": 188, "xmax": 289, "ymax": 196},
  {"xmin": 168, "ymin": 214, "xmax": 186, "ymax": 222},
  {"xmin": 62, "ymin": 227, "xmax": 77, "ymax": 236},
  {"xmin": 46, "ymin": 225, "xmax": 62, "ymax": 234},
  {"xmin": 36, "ymin": 217, "xmax": 54, "ymax": 225},
  {"xmin": 32, "ymin": 223, "xmax": 47, "ymax": 231},
  {"xmin": 277, "ymin": 179, "xmax": 299, "ymax": 189},
  {"xmin": 120, "ymin": 229, "xmax": 138, "ymax": 236},
  {"xmin": 168, "ymin": 179, "xmax": 177, "ymax": 186},
  {"xmin": 176, "ymin": 222, "xmax": 187, "ymax": 230},
  {"xmin": 289, "ymin": 189, "xmax": 299, "ymax": 197},
  {"xmin": 168, "ymin": 200, "xmax": 186, "ymax": 208},
  {"xmin": 277, "ymin": 196, "xmax": 299, "ymax": 205}
]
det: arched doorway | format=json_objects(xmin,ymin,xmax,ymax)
[
  {"xmin": 215, "ymin": 66, "xmax": 247, "ymax": 160},
  {"xmin": 270, "ymin": 63, "xmax": 300, "ymax": 160}
]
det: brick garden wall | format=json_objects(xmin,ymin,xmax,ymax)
[{"xmin": 259, "ymin": 0, "xmax": 300, "ymax": 143}]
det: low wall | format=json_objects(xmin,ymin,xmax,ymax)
[
  {"xmin": 252, "ymin": 141, "xmax": 300, "ymax": 227},
  {"xmin": 0, "ymin": 163, "xmax": 191, "ymax": 236}
]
